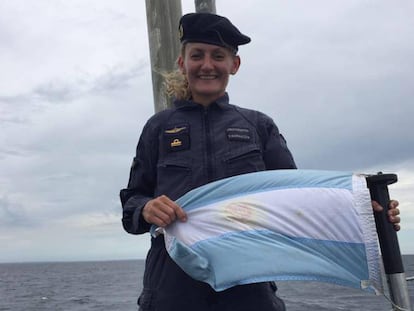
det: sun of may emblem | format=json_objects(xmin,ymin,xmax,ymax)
[{"xmin": 222, "ymin": 200, "xmax": 258, "ymax": 225}]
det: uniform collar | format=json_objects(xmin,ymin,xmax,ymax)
[{"xmin": 174, "ymin": 93, "xmax": 231, "ymax": 110}]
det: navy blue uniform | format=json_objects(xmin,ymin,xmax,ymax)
[{"xmin": 120, "ymin": 94, "xmax": 296, "ymax": 310}]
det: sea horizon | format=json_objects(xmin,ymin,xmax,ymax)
[{"xmin": 2, "ymin": 254, "xmax": 414, "ymax": 265}]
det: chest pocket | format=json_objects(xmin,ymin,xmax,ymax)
[
  {"xmin": 156, "ymin": 157, "xmax": 192, "ymax": 200},
  {"xmin": 223, "ymin": 144, "xmax": 266, "ymax": 177}
]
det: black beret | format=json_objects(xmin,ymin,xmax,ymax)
[{"xmin": 179, "ymin": 13, "xmax": 251, "ymax": 52}]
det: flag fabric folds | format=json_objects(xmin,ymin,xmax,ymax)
[{"xmin": 161, "ymin": 169, "xmax": 383, "ymax": 293}]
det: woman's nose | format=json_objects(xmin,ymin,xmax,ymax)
[{"xmin": 200, "ymin": 56, "xmax": 213, "ymax": 70}]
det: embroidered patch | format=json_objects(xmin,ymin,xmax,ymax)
[
  {"xmin": 164, "ymin": 126, "xmax": 187, "ymax": 134},
  {"xmin": 226, "ymin": 128, "xmax": 251, "ymax": 142},
  {"xmin": 164, "ymin": 124, "xmax": 190, "ymax": 152}
]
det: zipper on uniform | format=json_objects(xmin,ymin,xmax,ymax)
[{"xmin": 203, "ymin": 107, "xmax": 213, "ymax": 182}]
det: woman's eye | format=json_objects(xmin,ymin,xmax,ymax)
[{"xmin": 190, "ymin": 54, "xmax": 202, "ymax": 59}]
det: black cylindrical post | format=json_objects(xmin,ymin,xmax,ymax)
[
  {"xmin": 366, "ymin": 173, "xmax": 412, "ymax": 310},
  {"xmin": 366, "ymin": 173, "xmax": 402, "ymax": 273}
]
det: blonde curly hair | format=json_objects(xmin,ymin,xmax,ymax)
[{"xmin": 163, "ymin": 45, "xmax": 191, "ymax": 101}]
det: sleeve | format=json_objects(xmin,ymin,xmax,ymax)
[
  {"xmin": 119, "ymin": 121, "xmax": 159, "ymax": 235},
  {"xmin": 258, "ymin": 114, "xmax": 297, "ymax": 170}
]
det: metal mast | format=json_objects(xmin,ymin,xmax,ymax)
[
  {"xmin": 145, "ymin": 0, "xmax": 182, "ymax": 112},
  {"xmin": 195, "ymin": 0, "xmax": 216, "ymax": 13}
]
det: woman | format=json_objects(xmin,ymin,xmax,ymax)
[{"xmin": 120, "ymin": 12, "xmax": 400, "ymax": 311}]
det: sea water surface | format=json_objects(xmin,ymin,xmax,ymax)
[{"xmin": 1, "ymin": 256, "xmax": 413, "ymax": 311}]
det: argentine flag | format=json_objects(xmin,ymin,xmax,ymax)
[{"xmin": 160, "ymin": 170, "xmax": 383, "ymax": 293}]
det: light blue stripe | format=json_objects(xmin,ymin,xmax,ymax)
[
  {"xmin": 169, "ymin": 229, "xmax": 368, "ymax": 292},
  {"xmin": 176, "ymin": 169, "xmax": 352, "ymax": 212}
]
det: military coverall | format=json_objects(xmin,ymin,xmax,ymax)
[{"xmin": 120, "ymin": 94, "xmax": 296, "ymax": 311}]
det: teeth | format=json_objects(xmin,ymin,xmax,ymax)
[{"xmin": 199, "ymin": 75, "xmax": 216, "ymax": 80}]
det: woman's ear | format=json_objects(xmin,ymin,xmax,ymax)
[
  {"xmin": 177, "ymin": 56, "xmax": 186, "ymax": 74},
  {"xmin": 231, "ymin": 55, "xmax": 241, "ymax": 75}
]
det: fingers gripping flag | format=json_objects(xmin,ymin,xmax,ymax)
[{"xmin": 159, "ymin": 170, "xmax": 383, "ymax": 293}]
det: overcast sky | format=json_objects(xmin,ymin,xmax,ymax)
[{"xmin": 1, "ymin": 0, "xmax": 413, "ymax": 263}]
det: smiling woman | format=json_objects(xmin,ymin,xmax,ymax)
[
  {"xmin": 177, "ymin": 43, "xmax": 240, "ymax": 106},
  {"xmin": 120, "ymin": 12, "xmax": 296, "ymax": 311}
]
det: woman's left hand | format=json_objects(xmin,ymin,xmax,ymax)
[{"xmin": 372, "ymin": 200, "xmax": 401, "ymax": 231}]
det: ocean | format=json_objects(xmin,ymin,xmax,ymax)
[{"xmin": 1, "ymin": 256, "xmax": 413, "ymax": 311}]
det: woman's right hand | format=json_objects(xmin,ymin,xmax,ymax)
[{"xmin": 142, "ymin": 195, "xmax": 187, "ymax": 227}]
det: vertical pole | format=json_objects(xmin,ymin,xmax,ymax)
[
  {"xmin": 366, "ymin": 173, "xmax": 412, "ymax": 311},
  {"xmin": 195, "ymin": 0, "xmax": 216, "ymax": 13},
  {"xmin": 145, "ymin": 0, "xmax": 182, "ymax": 112}
]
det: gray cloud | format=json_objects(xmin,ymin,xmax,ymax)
[
  {"xmin": 0, "ymin": 148, "xmax": 27, "ymax": 159},
  {"xmin": 0, "ymin": 61, "xmax": 148, "ymax": 107},
  {"xmin": 0, "ymin": 196, "xmax": 34, "ymax": 228}
]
